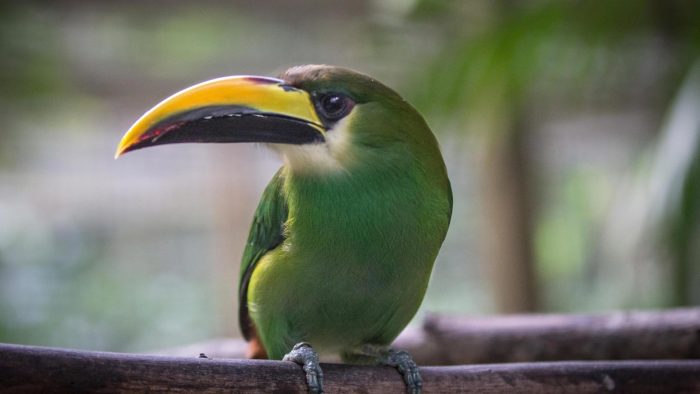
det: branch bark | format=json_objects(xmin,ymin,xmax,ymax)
[
  {"xmin": 410, "ymin": 307, "xmax": 700, "ymax": 364},
  {"xmin": 1, "ymin": 343, "xmax": 699, "ymax": 393}
]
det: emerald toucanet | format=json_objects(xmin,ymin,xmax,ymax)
[{"xmin": 116, "ymin": 65, "xmax": 452, "ymax": 393}]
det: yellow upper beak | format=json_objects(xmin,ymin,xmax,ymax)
[{"xmin": 115, "ymin": 76, "xmax": 325, "ymax": 158}]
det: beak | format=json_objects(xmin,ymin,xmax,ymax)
[{"xmin": 115, "ymin": 76, "xmax": 325, "ymax": 158}]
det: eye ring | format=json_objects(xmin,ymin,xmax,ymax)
[{"xmin": 315, "ymin": 93, "xmax": 354, "ymax": 122}]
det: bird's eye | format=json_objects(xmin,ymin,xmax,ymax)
[{"xmin": 316, "ymin": 93, "xmax": 354, "ymax": 122}]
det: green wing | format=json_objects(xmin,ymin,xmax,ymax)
[{"xmin": 238, "ymin": 168, "xmax": 288, "ymax": 340}]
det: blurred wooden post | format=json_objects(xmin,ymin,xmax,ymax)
[
  {"xmin": 479, "ymin": 111, "xmax": 538, "ymax": 313},
  {"xmin": 208, "ymin": 146, "xmax": 262, "ymax": 338}
]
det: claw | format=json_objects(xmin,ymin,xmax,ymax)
[
  {"xmin": 381, "ymin": 349, "xmax": 422, "ymax": 394},
  {"xmin": 283, "ymin": 342, "xmax": 324, "ymax": 393},
  {"xmin": 344, "ymin": 345, "xmax": 423, "ymax": 394}
]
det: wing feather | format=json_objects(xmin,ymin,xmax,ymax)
[{"xmin": 238, "ymin": 169, "xmax": 287, "ymax": 340}]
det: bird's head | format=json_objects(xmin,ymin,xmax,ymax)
[{"xmin": 117, "ymin": 65, "xmax": 441, "ymax": 175}]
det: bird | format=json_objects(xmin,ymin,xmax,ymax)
[{"xmin": 116, "ymin": 65, "xmax": 452, "ymax": 393}]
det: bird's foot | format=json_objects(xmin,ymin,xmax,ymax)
[
  {"xmin": 379, "ymin": 349, "xmax": 422, "ymax": 394},
  {"xmin": 347, "ymin": 345, "xmax": 422, "ymax": 394},
  {"xmin": 283, "ymin": 342, "xmax": 324, "ymax": 393}
]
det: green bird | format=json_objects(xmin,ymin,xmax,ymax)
[{"xmin": 116, "ymin": 65, "xmax": 452, "ymax": 393}]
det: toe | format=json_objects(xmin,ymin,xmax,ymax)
[{"xmin": 283, "ymin": 342, "xmax": 324, "ymax": 394}]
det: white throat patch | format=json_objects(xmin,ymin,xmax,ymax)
[{"xmin": 270, "ymin": 112, "xmax": 356, "ymax": 175}]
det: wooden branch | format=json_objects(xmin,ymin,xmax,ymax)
[
  {"xmin": 1, "ymin": 343, "xmax": 699, "ymax": 393},
  {"xmin": 410, "ymin": 308, "xmax": 700, "ymax": 365},
  {"xmin": 411, "ymin": 307, "xmax": 700, "ymax": 364},
  {"xmin": 160, "ymin": 307, "xmax": 700, "ymax": 365}
]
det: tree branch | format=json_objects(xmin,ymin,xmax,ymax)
[
  {"xmin": 1, "ymin": 343, "xmax": 699, "ymax": 393},
  {"xmin": 410, "ymin": 307, "xmax": 700, "ymax": 364}
]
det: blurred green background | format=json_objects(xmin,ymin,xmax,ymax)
[{"xmin": 1, "ymin": 0, "xmax": 699, "ymax": 353}]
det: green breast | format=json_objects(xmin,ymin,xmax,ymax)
[{"xmin": 248, "ymin": 161, "xmax": 450, "ymax": 360}]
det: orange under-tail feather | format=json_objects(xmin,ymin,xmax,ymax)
[{"xmin": 245, "ymin": 325, "xmax": 268, "ymax": 359}]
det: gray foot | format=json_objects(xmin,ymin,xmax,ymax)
[
  {"xmin": 345, "ymin": 345, "xmax": 422, "ymax": 394},
  {"xmin": 283, "ymin": 342, "xmax": 324, "ymax": 393},
  {"xmin": 380, "ymin": 349, "xmax": 422, "ymax": 394}
]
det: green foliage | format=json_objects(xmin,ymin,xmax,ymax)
[
  {"xmin": 669, "ymin": 144, "xmax": 700, "ymax": 303},
  {"xmin": 0, "ymin": 5, "xmax": 68, "ymax": 101},
  {"xmin": 413, "ymin": 0, "xmax": 700, "ymax": 125},
  {"xmin": 409, "ymin": 0, "xmax": 700, "ymax": 310},
  {"xmin": 656, "ymin": 61, "xmax": 700, "ymax": 305}
]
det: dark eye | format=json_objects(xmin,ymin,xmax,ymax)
[{"xmin": 316, "ymin": 93, "xmax": 354, "ymax": 122}]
